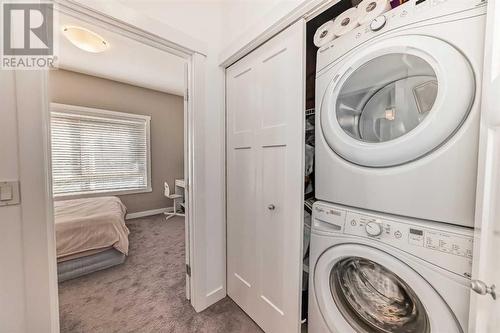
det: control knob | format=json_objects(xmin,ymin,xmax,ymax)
[
  {"xmin": 370, "ymin": 15, "xmax": 387, "ymax": 32},
  {"xmin": 366, "ymin": 221, "xmax": 383, "ymax": 237}
]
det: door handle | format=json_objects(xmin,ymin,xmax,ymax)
[
  {"xmin": 268, "ymin": 204, "xmax": 276, "ymax": 211},
  {"xmin": 471, "ymin": 280, "xmax": 496, "ymax": 300}
]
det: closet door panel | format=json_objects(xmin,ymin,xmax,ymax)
[
  {"xmin": 256, "ymin": 21, "xmax": 305, "ymax": 333},
  {"xmin": 226, "ymin": 62, "xmax": 258, "ymax": 317},
  {"xmin": 258, "ymin": 146, "xmax": 287, "ymax": 316},
  {"xmin": 227, "ymin": 19, "xmax": 305, "ymax": 333}
]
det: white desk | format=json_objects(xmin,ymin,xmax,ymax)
[
  {"xmin": 175, "ymin": 179, "xmax": 185, "ymax": 209},
  {"xmin": 164, "ymin": 178, "xmax": 186, "ymax": 220}
]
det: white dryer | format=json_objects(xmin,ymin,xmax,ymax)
[
  {"xmin": 315, "ymin": 0, "xmax": 487, "ymax": 227},
  {"xmin": 308, "ymin": 201, "xmax": 474, "ymax": 333}
]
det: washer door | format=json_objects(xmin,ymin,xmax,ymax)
[
  {"xmin": 320, "ymin": 35, "xmax": 475, "ymax": 167},
  {"xmin": 314, "ymin": 244, "xmax": 462, "ymax": 333}
]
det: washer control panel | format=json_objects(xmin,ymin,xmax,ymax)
[
  {"xmin": 345, "ymin": 211, "xmax": 473, "ymax": 259},
  {"xmin": 313, "ymin": 202, "xmax": 474, "ymax": 277}
]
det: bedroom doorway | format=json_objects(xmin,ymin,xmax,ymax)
[
  {"xmin": 10, "ymin": 1, "xmax": 210, "ymax": 330},
  {"xmin": 46, "ymin": 10, "xmax": 193, "ymax": 331}
]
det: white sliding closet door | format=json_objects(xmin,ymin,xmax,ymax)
[{"xmin": 226, "ymin": 20, "xmax": 305, "ymax": 333}]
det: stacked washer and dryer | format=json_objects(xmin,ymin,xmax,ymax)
[{"xmin": 309, "ymin": 0, "xmax": 487, "ymax": 332}]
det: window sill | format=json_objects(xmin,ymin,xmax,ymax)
[{"xmin": 53, "ymin": 187, "xmax": 153, "ymax": 200}]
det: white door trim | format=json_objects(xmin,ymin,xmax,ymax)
[
  {"xmin": 15, "ymin": 1, "xmax": 210, "ymax": 332},
  {"xmin": 15, "ymin": 70, "xmax": 60, "ymax": 333},
  {"xmin": 218, "ymin": 0, "xmax": 342, "ymax": 67}
]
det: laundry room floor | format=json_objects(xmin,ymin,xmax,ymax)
[{"xmin": 58, "ymin": 215, "xmax": 263, "ymax": 333}]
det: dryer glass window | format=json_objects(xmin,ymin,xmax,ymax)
[
  {"xmin": 330, "ymin": 257, "xmax": 430, "ymax": 333},
  {"xmin": 335, "ymin": 54, "xmax": 438, "ymax": 143}
]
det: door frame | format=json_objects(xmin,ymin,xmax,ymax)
[{"xmin": 14, "ymin": 1, "xmax": 208, "ymax": 331}]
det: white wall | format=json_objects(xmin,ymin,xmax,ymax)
[
  {"xmin": 0, "ymin": 71, "xmax": 27, "ymax": 333},
  {"xmin": 221, "ymin": 0, "xmax": 308, "ymax": 55},
  {"xmin": 118, "ymin": 0, "xmax": 228, "ymax": 309}
]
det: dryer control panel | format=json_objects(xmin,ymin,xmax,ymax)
[
  {"xmin": 313, "ymin": 202, "xmax": 474, "ymax": 278},
  {"xmin": 316, "ymin": 0, "xmax": 487, "ymax": 74}
]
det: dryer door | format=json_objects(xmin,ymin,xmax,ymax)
[
  {"xmin": 314, "ymin": 244, "xmax": 462, "ymax": 333},
  {"xmin": 320, "ymin": 35, "xmax": 475, "ymax": 167}
]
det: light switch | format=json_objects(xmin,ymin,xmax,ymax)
[
  {"xmin": 0, "ymin": 183, "xmax": 13, "ymax": 201},
  {"xmin": 0, "ymin": 181, "xmax": 20, "ymax": 206}
]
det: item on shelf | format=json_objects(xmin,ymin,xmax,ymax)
[
  {"xmin": 305, "ymin": 144, "xmax": 315, "ymax": 196},
  {"xmin": 303, "ymin": 210, "xmax": 312, "ymax": 261},
  {"xmin": 314, "ymin": 20, "xmax": 336, "ymax": 47},
  {"xmin": 357, "ymin": 0, "xmax": 392, "ymax": 25},
  {"xmin": 390, "ymin": 0, "xmax": 410, "ymax": 8},
  {"xmin": 332, "ymin": 7, "xmax": 360, "ymax": 37}
]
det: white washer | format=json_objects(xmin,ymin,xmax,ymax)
[
  {"xmin": 308, "ymin": 201, "xmax": 473, "ymax": 333},
  {"xmin": 315, "ymin": 0, "xmax": 487, "ymax": 227}
]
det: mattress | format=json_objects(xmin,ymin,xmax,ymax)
[
  {"xmin": 58, "ymin": 247, "xmax": 111, "ymax": 262},
  {"xmin": 54, "ymin": 196, "xmax": 130, "ymax": 259},
  {"xmin": 58, "ymin": 248, "xmax": 126, "ymax": 282}
]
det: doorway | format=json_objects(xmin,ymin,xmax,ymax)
[{"xmin": 48, "ymin": 10, "xmax": 193, "ymax": 331}]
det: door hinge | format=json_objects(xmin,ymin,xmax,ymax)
[{"xmin": 186, "ymin": 264, "xmax": 191, "ymax": 277}]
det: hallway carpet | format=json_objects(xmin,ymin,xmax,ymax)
[{"xmin": 58, "ymin": 215, "xmax": 262, "ymax": 333}]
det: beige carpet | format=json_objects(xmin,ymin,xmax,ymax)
[{"xmin": 58, "ymin": 215, "xmax": 263, "ymax": 333}]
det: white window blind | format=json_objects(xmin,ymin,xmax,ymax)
[{"xmin": 50, "ymin": 104, "xmax": 151, "ymax": 196}]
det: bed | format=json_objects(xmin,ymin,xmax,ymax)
[{"xmin": 54, "ymin": 196, "xmax": 130, "ymax": 282}]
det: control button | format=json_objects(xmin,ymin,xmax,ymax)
[
  {"xmin": 355, "ymin": 32, "xmax": 362, "ymax": 39},
  {"xmin": 365, "ymin": 221, "xmax": 383, "ymax": 237},
  {"xmin": 400, "ymin": 10, "xmax": 408, "ymax": 17},
  {"xmin": 394, "ymin": 231, "xmax": 402, "ymax": 239},
  {"xmin": 370, "ymin": 15, "xmax": 387, "ymax": 32},
  {"xmin": 350, "ymin": 219, "xmax": 357, "ymax": 226}
]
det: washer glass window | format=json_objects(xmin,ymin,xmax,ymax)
[
  {"xmin": 330, "ymin": 257, "xmax": 430, "ymax": 333},
  {"xmin": 335, "ymin": 53, "xmax": 438, "ymax": 143}
]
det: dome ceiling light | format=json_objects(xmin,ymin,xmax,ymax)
[{"xmin": 62, "ymin": 26, "xmax": 109, "ymax": 53}]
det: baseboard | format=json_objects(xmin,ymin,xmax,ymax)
[{"xmin": 126, "ymin": 207, "xmax": 174, "ymax": 220}]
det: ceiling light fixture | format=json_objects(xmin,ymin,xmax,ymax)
[{"xmin": 62, "ymin": 26, "xmax": 109, "ymax": 53}]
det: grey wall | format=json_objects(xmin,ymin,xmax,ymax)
[{"xmin": 49, "ymin": 69, "xmax": 184, "ymax": 214}]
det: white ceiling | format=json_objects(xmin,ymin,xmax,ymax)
[
  {"xmin": 56, "ymin": 12, "xmax": 186, "ymax": 96},
  {"xmin": 117, "ymin": 0, "xmax": 306, "ymax": 54}
]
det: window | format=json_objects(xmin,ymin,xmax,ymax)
[{"xmin": 50, "ymin": 103, "xmax": 151, "ymax": 197}]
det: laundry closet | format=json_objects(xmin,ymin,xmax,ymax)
[
  {"xmin": 226, "ymin": 1, "xmax": 377, "ymax": 331},
  {"xmin": 225, "ymin": 0, "xmax": 491, "ymax": 332}
]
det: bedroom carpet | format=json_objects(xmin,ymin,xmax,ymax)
[{"xmin": 58, "ymin": 215, "xmax": 263, "ymax": 333}]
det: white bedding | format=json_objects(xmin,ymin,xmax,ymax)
[{"xmin": 54, "ymin": 196, "xmax": 129, "ymax": 261}]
